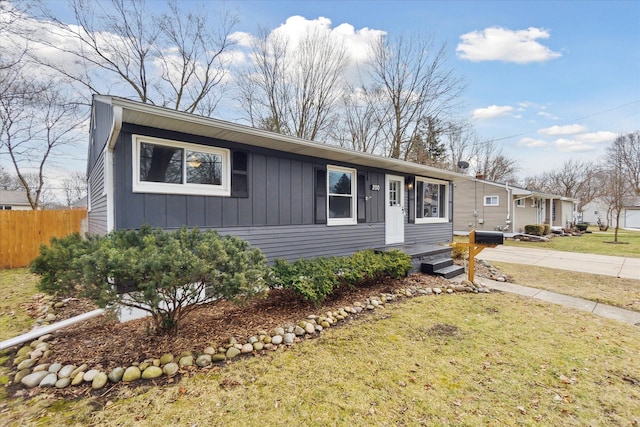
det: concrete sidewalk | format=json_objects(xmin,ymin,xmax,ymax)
[
  {"xmin": 476, "ymin": 245, "xmax": 640, "ymax": 280},
  {"xmin": 461, "ymin": 246, "xmax": 640, "ymax": 326},
  {"xmin": 473, "ymin": 276, "xmax": 640, "ymax": 326}
]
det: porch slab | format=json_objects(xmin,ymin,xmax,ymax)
[{"xmin": 373, "ymin": 243, "xmax": 451, "ymax": 258}]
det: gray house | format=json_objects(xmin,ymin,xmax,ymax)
[{"xmin": 87, "ymin": 95, "xmax": 470, "ymax": 262}]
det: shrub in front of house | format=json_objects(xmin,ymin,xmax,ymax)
[
  {"xmin": 267, "ymin": 250, "xmax": 412, "ymax": 305},
  {"xmin": 575, "ymin": 223, "xmax": 588, "ymax": 232},
  {"xmin": 524, "ymin": 224, "xmax": 547, "ymax": 236},
  {"xmin": 31, "ymin": 226, "xmax": 267, "ymax": 335}
]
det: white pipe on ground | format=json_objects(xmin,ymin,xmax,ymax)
[{"xmin": 0, "ymin": 308, "xmax": 105, "ymax": 351}]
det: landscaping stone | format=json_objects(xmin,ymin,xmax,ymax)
[
  {"xmin": 122, "ymin": 366, "xmax": 141, "ymax": 382},
  {"xmin": 71, "ymin": 364, "xmax": 88, "ymax": 378},
  {"xmin": 304, "ymin": 323, "xmax": 315, "ymax": 334},
  {"xmin": 16, "ymin": 345, "xmax": 31, "ymax": 357},
  {"xmin": 48, "ymin": 363, "xmax": 62, "ymax": 374},
  {"xmin": 108, "ymin": 367, "xmax": 125, "ymax": 383},
  {"xmin": 196, "ymin": 354, "xmax": 212, "ymax": 367},
  {"xmin": 163, "ymin": 362, "xmax": 179, "ymax": 377},
  {"xmin": 17, "ymin": 358, "xmax": 37, "ymax": 371},
  {"xmin": 212, "ymin": 354, "xmax": 226, "ymax": 363},
  {"xmin": 241, "ymin": 343, "xmax": 254, "ymax": 354},
  {"xmin": 21, "ymin": 371, "xmax": 49, "ymax": 388},
  {"xmin": 226, "ymin": 347, "xmax": 241, "ymax": 359},
  {"xmin": 272, "ymin": 327, "xmax": 285, "ymax": 336},
  {"xmin": 55, "ymin": 377, "xmax": 71, "ymax": 389},
  {"xmin": 92, "ymin": 373, "xmax": 108, "ymax": 389},
  {"xmin": 142, "ymin": 366, "xmax": 163, "ymax": 379},
  {"xmin": 271, "ymin": 335, "xmax": 283, "ymax": 345},
  {"xmin": 71, "ymin": 371, "xmax": 85, "ymax": 386},
  {"xmin": 293, "ymin": 326, "xmax": 305, "ymax": 336},
  {"xmin": 283, "ymin": 333, "xmax": 295, "ymax": 344},
  {"xmin": 39, "ymin": 373, "xmax": 58, "ymax": 388},
  {"xmin": 83, "ymin": 369, "xmax": 99, "ymax": 382},
  {"xmin": 32, "ymin": 364, "xmax": 49, "ymax": 372},
  {"xmin": 160, "ymin": 353, "xmax": 174, "ymax": 365},
  {"xmin": 203, "ymin": 346, "xmax": 216, "ymax": 355},
  {"xmin": 252, "ymin": 342, "xmax": 264, "ymax": 351},
  {"xmin": 178, "ymin": 355, "xmax": 194, "ymax": 367},
  {"xmin": 58, "ymin": 365, "xmax": 75, "ymax": 378},
  {"xmin": 14, "ymin": 369, "xmax": 31, "ymax": 384},
  {"xmin": 30, "ymin": 349, "xmax": 43, "ymax": 359}
]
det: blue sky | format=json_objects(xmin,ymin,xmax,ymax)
[
  {"xmin": 6, "ymin": 0, "xmax": 640, "ymax": 183},
  {"xmin": 227, "ymin": 0, "xmax": 639, "ymax": 176}
]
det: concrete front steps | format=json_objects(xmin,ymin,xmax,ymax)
[{"xmin": 374, "ymin": 243, "xmax": 465, "ymax": 279}]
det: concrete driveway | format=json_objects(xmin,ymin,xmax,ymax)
[{"xmin": 476, "ymin": 245, "xmax": 640, "ymax": 280}]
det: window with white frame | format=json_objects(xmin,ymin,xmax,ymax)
[
  {"xmin": 133, "ymin": 135, "xmax": 230, "ymax": 196},
  {"xmin": 515, "ymin": 198, "xmax": 525, "ymax": 207},
  {"xmin": 484, "ymin": 195, "xmax": 499, "ymax": 206},
  {"xmin": 327, "ymin": 165, "xmax": 357, "ymax": 225},
  {"xmin": 415, "ymin": 178, "xmax": 448, "ymax": 223}
]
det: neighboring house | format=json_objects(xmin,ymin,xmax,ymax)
[
  {"xmin": 453, "ymin": 177, "xmax": 578, "ymax": 234},
  {"xmin": 87, "ymin": 95, "xmax": 471, "ymax": 262},
  {"xmin": 623, "ymin": 205, "xmax": 640, "ymax": 229},
  {"xmin": 579, "ymin": 199, "xmax": 609, "ymax": 226},
  {"xmin": 0, "ymin": 190, "xmax": 31, "ymax": 210}
]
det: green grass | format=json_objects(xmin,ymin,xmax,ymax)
[
  {"xmin": 2, "ymin": 293, "xmax": 639, "ymax": 426},
  {"xmin": 505, "ymin": 228, "xmax": 640, "ymax": 258},
  {"xmin": 3, "ymin": 255, "xmax": 640, "ymax": 426},
  {"xmin": 492, "ymin": 262, "xmax": 640, "ymax": 312},
  {"xmin": 0, "ymin": 268, "xmax": 40, "ymax": 341}
]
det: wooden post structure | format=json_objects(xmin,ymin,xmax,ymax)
[{"xmin": 452, "ymin": 230, "xmax": 501, "ymax": 283}]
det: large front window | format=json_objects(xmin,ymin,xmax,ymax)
[
  {"xmin": 327, "ymin": 165, "xmax": 356, "ymax": 225},
  {"xmin": 133, "ymin": 135, "xmax": 230, "ymax": 196},
  {"xmin": 416, "ymin": 178, "xmax": 448, "ymax": 223}
]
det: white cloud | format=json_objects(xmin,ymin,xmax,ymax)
[
  {"xmin": 456, "ymin": 26, "xmax": 562, "ymax": 63},
  {"xmin": 575, "ymin": 131, "xmax": 617, "ymax": 144},
  {"xmin": 555, "ymin": 138, "xmax": 596, "ymax": 153},
  {"xmin": 537, "ymin": 111, "xmax": 559, "ymax": 120},
  {"xmin": 472, "ymin": 105, "xmax": 514, "ymax": 120},
  {"xmin": 538, "ymin": 124, "xmax": 587, "ymax": 136},
  {"xmin": 518, "ymin": 137, "xmax": 549, "ymax": 148}
]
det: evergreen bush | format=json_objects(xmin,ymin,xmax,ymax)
[{"xmin": 31, "ymin": 226, "xmax": 267, "ymax": 334}]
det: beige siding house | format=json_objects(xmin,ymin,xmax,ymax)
[
  {"xmin": 0, "ymin": 190, "xmax": 31, "ymax": 210},
  {"xmin": 453, "ymin": 178, "xmax": 577, "ymax": 234}
]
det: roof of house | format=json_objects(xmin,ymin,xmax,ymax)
[
  {"xmin": 95, "ymin": 95, "xmax": 473, "ymax": 182},
  {"xmin": 454, "ymin": 177, "xmax": 578, "ymax": 202},
  {"xmin": 0, "ymin": 190, "xmax": 30, "ymax": 206}
]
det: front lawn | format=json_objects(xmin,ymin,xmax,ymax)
[{"xmin": 1, "ymin": 269, "xmax": 639, "ymax": 425}]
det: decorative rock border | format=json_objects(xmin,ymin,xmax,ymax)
[{"xmin": 7, "ymin": 279, "xmax": 490, "ymax": 395}]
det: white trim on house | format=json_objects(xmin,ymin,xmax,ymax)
[
  {"xmin": 415, "ymin": 177, "xmax": 449, "ymax": 224},
  {"xmin": 131, "ymin": 135, "xmax": 231, "ymax": 197},
  {"xmin": 484, "ymin": 195, "xmax": 499, "ymax": 206},
  {"xmin": 326, "ymin": 165, "xmax": 357, "ymax": 226}
]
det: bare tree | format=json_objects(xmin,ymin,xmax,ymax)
[
  {"xmin": 441, "ymin": 120, "xmax": 475, "ymax": 173},
  {"xmin": 368, "ymin": 34, "xmax": 465, "ymax": 160},
  {"xmin": 32, "ymin": 0, "xmax": 237, "ymax": 114},
  {"xmin": 238, "ymin": 27, "xmax": 348, "ymax": 141},
  {"xmin": 602, "ymin": 134, "xmax": 637, "ymax": 242},
  {"xmin": 332, "ymin": 85, "xmax": 386, "ymax": 153},
  {"xmin": 471, "ymin": 140, "xmax": 518, "ymax": 182},
  {"xmin": 614, "ymin": 131, "xmax": 640, "ymax": 197},
  {"xmin": 0, "ymin": 64, "xmax": 83, "ymax": 209},
  {"xmin": 62, "ymin": 171, "xmax": 88, "ymax": 208}
]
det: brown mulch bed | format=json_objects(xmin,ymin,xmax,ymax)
[{"xmin": 42, "ymin": 274, "xmax": 453, "ymax": 371}]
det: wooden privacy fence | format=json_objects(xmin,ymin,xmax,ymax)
[{"xmin": 0, "ymin": 209, "xmax": 87, "ymax": 269}]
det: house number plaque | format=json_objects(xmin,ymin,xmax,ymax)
[{"xmin": 370, "ymin": 184, "xmax": 381, "ymax": 191}]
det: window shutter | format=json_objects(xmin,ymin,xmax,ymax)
[
  {"xmin": 314, "ymin": 166, "xmax": 327, "ymax": 224},
  {"xmin": 357, "ymin": 172, "xmax": 366, "ymax": 223},
  {"xmin": 449, "ymin": 182, "xmax": 454, "ymax": 223},
  {"xmin": 413, "ymin": 180, "xmax": 423, "ymax": 222},
  {"xmin": 231, "ymin": 151, "xmax": 248, "ymax": 198}
]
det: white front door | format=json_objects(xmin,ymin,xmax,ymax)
[{"xmin": 385, "ymin": 174, "xmax": 405, "ymax": 244}]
